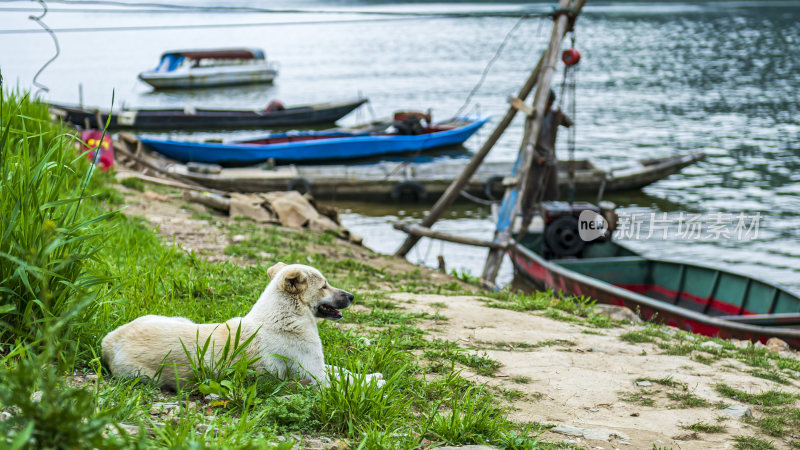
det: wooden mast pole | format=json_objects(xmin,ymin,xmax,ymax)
[
  {"xmin": 394, "ymin": 0, "xmax": 586, "ymax": 259},
  {"xmin": 480, "ymin": 0, "xmax": 581, "ymax": 285}
]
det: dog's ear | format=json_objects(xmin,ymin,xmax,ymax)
[
  {"xmin": 268, "ymin": 262, "xmax": 287, "ymax": 279},
  {"xmin": 282, "ymin": 268, "xmax": 308, "ymax": 294}
]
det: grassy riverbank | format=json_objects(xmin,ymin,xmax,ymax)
[
  {"xmin": 0, "ymin": 91, "xmax": 556, "ymax": 449},
  {"xmin": 2, "ymin": 91, "xmax": 799, "ymax": 449}
]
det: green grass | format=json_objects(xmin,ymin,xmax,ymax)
[
  {"xmin": 619, "ymin": 390, "xmax": 658, "ymax": 407},
  {"xmin": 120, "ymin": 177, "xmax": 145, "ymax": 192},
  {"xmin": 190, "ymin": 211, "xmax": 215, "ymax": 221},
  {"xmin": 755, "ymin": 407, "xmax": 800, "ymax": 437},
  {"xmin": 619, "ymin": 325, "xmax": 672, "ymax": 344},
  {"xmin": 0, "ymin": 90, "xmax": 116, "ymax": 351},
  {"xmin": 473, "ymin": 339, "xmax": 547, "ymax": 351},
  {"xmin": 748, "ymin": 369, "xmax": 790, "ymax": 385},
  {"xmin": 484, "ymin": 289, "xmax": 618, "ymax": 328},
  {"xmin": 693, "ymin": 353, "xmax": 721, "ymax": 365},
  {"xmin": 733, "ymin": 435, "xmax": 776, "ymax": 450},
  {"xmin": 636, "ymin": 376, "xmax": 686, "ymax": 389},
  {"xmin": 666, "ymin": 391, "xmax": 711, "ymax": 409},
  {"xmin": 424, "ymin": 348, "xmax": 502, "ymax": 376},
  {"xmin": 428, "ymin": 386, "xmax": 511, "ymax": 445},
  {"xmin": 715, "ymin": 384, "xmax": 798, "ymax": 407},
  {"xmin": 682, "ymin": 421, "xmax": 725, "ymax": 433}
]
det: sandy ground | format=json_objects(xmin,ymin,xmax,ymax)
[
  {"xmin": 390, "ymin": 293, "xmax": 800, "ymax": 449},
  {"xmin": 120, "ymin": 186, "xmax": 800, "ymax": 449}
]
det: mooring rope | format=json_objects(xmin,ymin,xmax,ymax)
[
  {"xmin": 453, "ymin": 13, "xmax": 547, "ymax": 118},
  {"xmin": 28, "ymin": 0, "xmax": 60, "ymax": 96}
]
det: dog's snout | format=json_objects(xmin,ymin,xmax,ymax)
[{"xmin": 337, "ymin": 289, "xmax": 354, "ymax": 308}]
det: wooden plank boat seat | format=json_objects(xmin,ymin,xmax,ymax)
[{"xmin": 557, "ymin": 256, "xmax": 648, "ymax": 265}]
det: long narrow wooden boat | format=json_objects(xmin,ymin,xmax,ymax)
[
  {"xmin": 48, "ymin": 98, "xmax": 367, "ymax": 130},
  {"xmin": 511, "ymin": 232, "xmax": 800, "ymax": 348},
  {"xmin": 139, "ymin": 116, "xmax": 490, "ymax": 165},
  {"xmin": 162, "ymin": 152, "xmax": 703, "ymax": 200},
  {"xmin": 138, "ymin": 48, "xmax": 278, "ymax": 89}
]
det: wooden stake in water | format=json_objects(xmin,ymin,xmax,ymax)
[{"xmin": 481, "ymin": 0, "xmax": 581, "ymax": 286}]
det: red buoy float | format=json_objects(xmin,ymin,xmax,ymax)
[{"xmin": 561, "ymin": 48, "xmax": 581, "ymax": 66}]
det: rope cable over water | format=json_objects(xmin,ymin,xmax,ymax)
[
  {"xmin": 3, "ymin": 1, "xmax": 557, "ymax": 18},
  {"xmin": 28, "ymin": 0, "xmax": 60, "ymax": 96},
  {"xmin": 0, "ymin": 16, "xmax": 426, "ymax": 34},
  {"xmin": 453, "ymin": 13, "xmax": 545, "ymax": 118}
]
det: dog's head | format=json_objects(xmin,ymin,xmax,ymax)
[{"xmin": 267, "ymin": 262, "xmax": 353, "ymax": 321}]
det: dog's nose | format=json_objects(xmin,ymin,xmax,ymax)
[{"xmin": 346, "ymin": 291, "xmax": 354, "ymax": 302}]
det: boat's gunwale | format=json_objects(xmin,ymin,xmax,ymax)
[
  {"xmin": 142, "ymin": 115, "xmax": 489, "ymax": 152},
  {"xmin": 48, "ymin": 98, "xmax": 367, "ymax": 117},
  {"xmin": 138, "ymin": 115, "xmax": 489, "ymax": 165}
]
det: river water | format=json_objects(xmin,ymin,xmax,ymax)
[{"xmin": 2, "ymin": 1, "xmax": 798, "ymax": 290}]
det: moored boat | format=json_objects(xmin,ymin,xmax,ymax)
[
  {"xmin": 139, "ymin": 115, "xmax": 490, "ymax": 166},
  {"xmin": 138, "ymin": 48, "xmax": 278, "ymax": 89},
  {"xmin": 163, "ymin": 152, "xmax": 703, "ymax": 200},
  {"xmin": 511, "ymin": 209, "xmax": 800, "ymax": 348},
  {"xmin": 49, "ymin": 98, "xmax": 367, "ymax": 130}
]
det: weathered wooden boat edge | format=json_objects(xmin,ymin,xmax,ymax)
[
  {"xmin": 48, "ymin": 98, "xmax": 367, "ymax": 130},
  {"xmin": 602, "ymin": 152, "xmax": 705, "ymax": 192},
  {"xmin": 510, "ymin": 241, "xmax": 800, "ymax": 348},
  {"xmin": 169, "ymin": 151, "xmax": 704, "ymax": 200}
]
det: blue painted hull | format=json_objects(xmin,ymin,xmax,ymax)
[{"xmin": 139, "ymin": 116, "xmax": 489, "ymax": 165}]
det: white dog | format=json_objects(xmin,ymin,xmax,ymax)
[{"xmin": 101, "ymin": 262, "xmax": 382, "ymax": 389}]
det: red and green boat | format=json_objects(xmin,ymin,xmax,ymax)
[{"xmin": 511, "ymin": 232, "xmax": 800, "ymax": 348}]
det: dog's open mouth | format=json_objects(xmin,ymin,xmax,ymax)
[{"xmin": 316, "ymin": 303, "xmax": 343, "ymax": 320}]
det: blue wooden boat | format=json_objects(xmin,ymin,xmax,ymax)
[{"xmin": 139, "ymin": 115, "xmax": 490, "ymax": 166}]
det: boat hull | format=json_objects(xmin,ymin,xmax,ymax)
[
  {"xmin": 511, "ymin": 237, "xmax": 800, "ymax": 348},
  {"xmin": 140, "ymin": 116, "xmax": 490, "ymax": 165},
  {"xmin": 165, "ymin": 153, "xmax": 703, "ymax": 201},
  {"xmin": 49, "ymin": 99, "xmax": 366, "ymax": 130},
  {"xmin": 138, "ymin": 65, "xmax": 277, "ymax": 89}
]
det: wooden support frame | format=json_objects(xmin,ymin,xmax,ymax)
[
  {"xmin": 393, "ymin": 223, "xmax": 504, "ymax": 249},
  {"xmin": 481, "ymin": 0, "xmax": 585, "ymax": 285},
  {"xmin": 509, "ymin": 96, "xmax": 534, "ymax": 116}
]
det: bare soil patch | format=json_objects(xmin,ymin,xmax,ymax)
[{"xmin": 391, "ymin": 293, "xmax": 800, "ymax": 449}]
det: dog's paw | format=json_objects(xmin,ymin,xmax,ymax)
[{"xmin": 365, "ymin": 372, "xmax": 385, "ymax": 387}]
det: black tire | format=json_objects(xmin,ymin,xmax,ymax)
[
  {"xmin": 287, "ymin": 177, "xmax": 312, "ymax": 195},
  {"xmin": 543, "ymin": 215, "xmax": 585, "ymax": 257},
  {"xmin": 390, "ymin": 181, "xmax": 427, "ymax": 202},
  {"xmin": 483, "ymin": 175, "xmax": 505, "ymax": 201}
]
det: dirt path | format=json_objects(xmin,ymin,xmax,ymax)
[{"xmin": 391, "ymin": 293, "xmax": 800, "ymax": 449}]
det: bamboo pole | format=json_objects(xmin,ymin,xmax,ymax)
[
  {"xmin": 394, "ymin": 0, "xmax": 586, "ymax": 258},
  {"xmin": 393, "ymin": 57, "xmax": 543, "ymax": 258},
  {"xmin": 481, "ymin": 0, "xmax": 582, "ymax": 285},
  {"xmin": 393, "ymin": 223, "xmax": 504, "ymax": 249},
  {"xmin": 114, "ymin": 135, "xmax": 228, "ymax": 195}
]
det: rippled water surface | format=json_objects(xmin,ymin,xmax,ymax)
[{"xmin": 3, "ymin": 1, "xmax": 798, "ymax": 289}]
